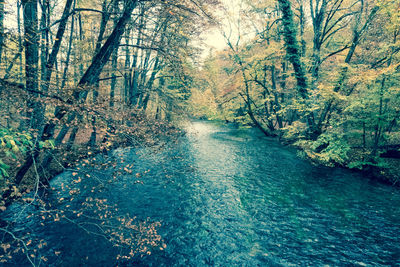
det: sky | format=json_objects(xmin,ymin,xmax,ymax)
[{"xmin": 198, "ymin": 0, "xmax": 245, "ymax": 59}]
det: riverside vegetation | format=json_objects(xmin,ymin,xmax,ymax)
[{"xmin": 190, "ymin": 0, "xmax": 400, "ymax": 184}]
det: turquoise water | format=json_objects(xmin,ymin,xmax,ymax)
[{"xmin": 3, "ymin": 121, "xmax": 400, "ymax": 266}]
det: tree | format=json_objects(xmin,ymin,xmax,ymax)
[
  {"xmin": 277, "ymin": 0, "xmax": 308, "ymax": 99},
  {"xmin": 22, "ymin": 0, "xmax": 40, "ymax": 130}
]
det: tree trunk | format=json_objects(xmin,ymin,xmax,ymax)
[
  {"xmin": 310, "ymin": 0, "xmax": 327, "ymax": 82},
  {"xmin": 42, "ymin": 0, "xmax": 74, "ymax": 93},
  {"xmin": 0, "ymin": 1, "xmax": 4, "ymax": 64},
  {"xmin": 270, "ymin": 65, "xmax": 283, "ymax": 128},
  {"xmin": 278, "ymin": 0, "xmax": 320, "ymax": 136},
  {"xmin": 124, "ymin": 27, "xmax": 131, "ymax": 105},
  {"xmin": 18, "ymin": 0, "xmax": 23, "ymax": 82},
  {"xmin": 110, "ymin": 0, "xmax": 120, "ymax": 107},
  {"xmin": 93, "ymin": 0, "xmax": 111, "ymax": 101},
  {"xmin": 87, "ymin": 0, "xmax": 112, "ymax": 147},
  {"xmin": 61, "ymin": 5, "xmax": 75, "ymax": 90},
  {"xmin": 22, "ymin": 0, "xmax": 40, "ymax": 131},
  {"xmin": 77, "ymin": 0, "xmax": 138, "ymax": 89},
  {"xmin": 277, "ymin": 0, "xmax": 308, "ymax": 99},
  {"xmin": 128, "ymin": 6, "xmax": 145, "ymax": 106},
  {"xmin": 40, "ymin": 0, "xmax": 49, "ymax": 87}
]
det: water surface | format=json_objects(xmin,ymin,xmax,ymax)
[{"xmin": 4, "ymin": 121, "xmax": 400, "ymax": 266}]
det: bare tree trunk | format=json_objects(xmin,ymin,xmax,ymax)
[
  {"xmin": 40, "ymin": 0, "xmax": 49, "ymax": 87},
  {"xmin": 93, "ymin": 0, "xmax": 111, "ymax": 101},
  {"xmin": 87, "ymin": 0, "xmax": 112, "ymax": 148},
  {"xmin": 61, "ymin": 4, "xmax": 75, "ymax": 90},
  {"xmin": 310, "ymin": 0, "xmax": 327, "ymax": 82},
  {"xmin": 110, "ymin": 0, "xmax": 120, "ymax": 107},
  {"xmin": 18, "ymin": 0, "xmax": 23, "ymax": 82},
  {"xmin": 42, "ymin": 0, "xmax": 74, "ymax": 93},
  {"xmin": 128, "ymin": 6, "xmax": 146, "ymax": 106},
  {"xmin": 14, "ymin": 0, "xmax": 40, "ymax": 185},
  {"xmin": 124, "ymin": 27, "xmax": 131, "ymax": 105},
  {"xmin": 372, "ymin": 78, "xmax": 385, "ymax": 157},
  {"xmin": 21, "ymin": 0, "xmax": 40, "ymax": 131},
  {"xmin": 270, "ymin": 65, "xmax": 283, "ymax": 128},
  {"xmin": 0, "ymin": 1, "xmax": 4, "ymax": 64},
  {"xmin": 298, "ymin": 0, "xmax": 306, "ymax": 57}
]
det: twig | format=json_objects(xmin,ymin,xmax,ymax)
[{"xmin": 0, "ymin": 228, "xmax": 36, "ymax": 267}]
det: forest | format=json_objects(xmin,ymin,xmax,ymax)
[
  {"xmin": 0, "ymin": 0, "xmax": 399, "ymax": 265},
  {"xmin": 190, "ymin": 0, "xmax": 400, "ymax": 181}
]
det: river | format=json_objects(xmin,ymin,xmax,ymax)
[{"xmin": 3, "ymin": 121, "xmax": 400, "ymax": 266}]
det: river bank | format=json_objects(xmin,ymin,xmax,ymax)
[
  {"xmin": 0, "ymin": 117, "xmax": 183, "ymax": 210},
  {"xmin": 288, "ymin": 137, "xmax": 400, "ymax": 187},
  {"xmin": 208, "ymin": 119, "xmax": 400, "ymax": 187}
]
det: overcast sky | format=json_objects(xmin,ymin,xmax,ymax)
[{"xmin": 198, "ymin": 0, "xmax": 255, "ymax": 59}]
